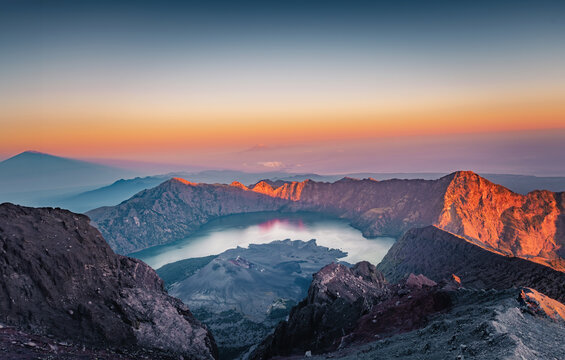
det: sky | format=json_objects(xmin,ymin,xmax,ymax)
[{"xmin": 1, "ymin": 0, "xmax": 564, "ymax": 175}]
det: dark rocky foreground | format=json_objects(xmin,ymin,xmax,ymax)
[
  {"xmin": 0, "ymin": 203, "xmax": 217, "ymax": 359},
  {"xmin": 306, "ymin": 287, "xmax": 565, "ymax": 360},
  {"xmin": 250, "ymin": 263, "xmax": 452, "ymax": 359},
  {"xmin": 251, "ymin": 227, "xmax": 565, "ymax": 359},
  {"xmin": 251, "ymin": 259, "xmax": 565, "ymax": 360},
  {"xmin": 0, "ymin": 323, "xmax": 180, "ymax": 360}
]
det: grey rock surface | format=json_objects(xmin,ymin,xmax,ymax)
[{"xmin": 0, "ymin": 203, "xmax": 217, "ymax": 359}]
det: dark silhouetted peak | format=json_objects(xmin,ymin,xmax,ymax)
[{"xmin": 17, "ymin": 150, "xmax": 48, "ymax": 156}]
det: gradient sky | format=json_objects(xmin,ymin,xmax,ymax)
[{"xmin": 1, "ymin": 0, "xmax": 564, "ymax": 174}]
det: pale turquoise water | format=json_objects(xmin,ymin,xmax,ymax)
[{"xmin": 131, "ymin": 212, "xmax": 395, "ymax": 269}]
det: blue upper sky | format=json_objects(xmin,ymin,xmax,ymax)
[{"xmin": 1, "ymin": 0, "xmax": 564, "ymax": 174}]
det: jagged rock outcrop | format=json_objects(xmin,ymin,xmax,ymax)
[
  {"xmin": 251, "ymin": 262, "xmax": 392, "ymax": 358},
  {"xmin": 519, "ymin": 287, "xmax": 565, "ymax": 323},
  {"xmin": 0, "ymin": 203, "xmax": 217, "ymax": 359},
  {"xmin": 377, "ymin": 226, "xmax": 565, "ymax": 302},
  {"xmin": 87, "ymin": 171, "xmax": 565, "ymax": 269}
]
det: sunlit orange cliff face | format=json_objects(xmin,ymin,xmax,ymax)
[{"xmin": 219, "ymin": 172, "xmax": 565, "ymax": 269}]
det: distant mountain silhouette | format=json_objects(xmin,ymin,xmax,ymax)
[{"xmin": 0, "ymin": 151, "xmax": 137, "ymax": 206}]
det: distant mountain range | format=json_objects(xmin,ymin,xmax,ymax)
[
  {"xmin": 2, "ymin": 151, "xmax": 565, "ymax": 213},
  {"xmin": 56, "ymin": 171, "xmax": 565, "ymax": 213},
  {"xmin": 0, "ymin": 151, "xmax": 138, "ymax": 207}
]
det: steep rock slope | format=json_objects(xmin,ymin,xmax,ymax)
[
  {"xmin": 263, "ymin": 176, "xmax": 452, "ymax": 237},
  {"xmin": 253, "ymin": 172, "xmax": 565, "ymax": 263},
  {"xmin": 88, "ymin": 171, "xmax": 565, "ymax": 267},
  {"xmin": 377, "ymin": 226, "xmax": 565, "ymax": 302},
  {"xmin": 0, "ymin": 203, "xmax": 217, "ymax": 359}
]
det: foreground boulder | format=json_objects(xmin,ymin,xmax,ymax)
[{"xmin": 0, "ymin": 203, "xmax": 217, "ymax": 359}]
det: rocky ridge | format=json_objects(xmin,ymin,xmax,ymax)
[
  {"xmin": 377, "ymin": 226, "xmax": 565, "ymax": 302},
  {"xmin": 0, "ymin": 203, "xmax": 217, "ymax": 359}
]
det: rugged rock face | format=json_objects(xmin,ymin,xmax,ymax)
[
  {"xmin": 377, "ymin": 226, "xmax": 565, "ymax": 302},
  {"xmin": 437, "ymin": 171, "xmax": 565, "ymax": 263},
  {"xmin": 0, "ymin": 323, "xmax": 174, "ymax": 360},
  {"xmin": 251, "ymin": 262, "xmax": 393, "ymax": 358},
  {"xmin": 0, "ymin": 203, "xmax": 217, "ymax": 359},
  {"xmin": 249, "ymin": 180, "xmax": 309, "ymax": 201},
  {"xmin": 87, "ymin": 171, "xmax": 565, "ymax": 269}
]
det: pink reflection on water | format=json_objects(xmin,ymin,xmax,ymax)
[{"xmin": 257, "ymin": 218, "xmax": 305, "ymax": 233}]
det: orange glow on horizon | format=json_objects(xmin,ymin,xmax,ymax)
[{"xmin": 1, "ymin": 92, "xmax": 564, "ymax": 158}]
